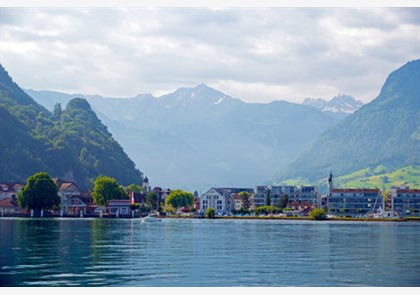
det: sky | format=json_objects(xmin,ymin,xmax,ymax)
[{"xmin": 0, "ymin": 2, "xmax": 419, "ymax": 104}]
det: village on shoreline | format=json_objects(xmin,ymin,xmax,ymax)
[{"xmin": 1, "ymin": 172, "xmax": 419, "ymax": 222}]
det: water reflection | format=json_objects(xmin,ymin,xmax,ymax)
[{"xmin": 1, "ymin": 218, "xmax": 419, "ymax": 286}]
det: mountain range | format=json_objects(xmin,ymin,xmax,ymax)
[
  {"xmin": 15, "ymin": 59, "xmax": 419, "ymax": 193},
  {"xmin": 26, "ymin": 84, "xmax": 339, "ymax": 192},
  {"xmin": 302, "ymin": 94, "xmax": 364, "ymax": 119},
  {"xmin": 273, "ymin": 59, "xmax": 420, "ymax": 186}
]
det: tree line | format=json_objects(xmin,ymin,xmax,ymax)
[{"xmin": 17, "ymin": 171, "xmax": 195, "ymax": 215}]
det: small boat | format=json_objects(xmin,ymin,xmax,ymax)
[{"xmin": 141, "ymin": 213, "xmax": 161, "ymax": 223}]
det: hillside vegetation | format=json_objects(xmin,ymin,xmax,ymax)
[
  {"xmin": 273, "ymin": 60, "xmax": 420, "ymax": 185},
  {"xmin": 0, "ymin": 64, "xmax": 143, "ymax": 190},
  {"xmin": 280, "ymin": 165, "xmax": 420, "ymax": 194}
]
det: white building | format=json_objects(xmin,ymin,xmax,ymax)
[
  {"xmin": 200, "ymin": 188, "xmax": 233, "ymax": 214},
  {"xmin": 252, "ymin": 185, "xmax": 320, "ymax": 208}
]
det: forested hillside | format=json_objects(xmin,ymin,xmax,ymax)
[
  {"xmin": 273, "ymin": 60, "xmax": 420, "ymax": 184},
  {"xmin": 0, "ymin": 64, "xmax": 143, "ymax": 190}
]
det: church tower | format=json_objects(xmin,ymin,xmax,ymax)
[
  {"xmin": 328, "ymin": 171, "xmax": 333, "ymax": 196},
  {"xmin": 143, "ymin": 175, "xmax": 150, "ymax": 192}
]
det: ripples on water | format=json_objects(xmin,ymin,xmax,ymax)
[{"xmin": 0, "ymin": 218, "xmax": 419, "ymax": 287}]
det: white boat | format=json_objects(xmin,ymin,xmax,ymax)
[{"xmin": 141, "ymin": 213, "xmax": 161, "ymax": 222}]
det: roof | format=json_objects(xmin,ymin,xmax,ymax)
[
  {"xmin": 0, "ymin": 197, "xmax": 19, "ymax": 207},
  {"xmin": 396, "ymin": 189, "xmax": 420, "ymax": 193},
  {"xmin": 0, "ymin": 182, "xmax": 25, "ymax": 192},
  {"xmin": 108, "ymin": 199, "xmax": 131, "ymax": 206},
  {"xmin": 59, "ymin": 182, "xmax": 80, "ymax": 191},
  {"xmin": 288, "ymin": 201, "xmax": 315, "ymax": 207},
  {"xmin": 332, "ymin": 188, "xmax": 380, "ymax": 193},
  {"xmin": 232, "ymin": 193, "xmax": 241, "ymax": 200},
  {"xmin": 52, "ymin": 178, "xmax": 79, "ymax": 189}
]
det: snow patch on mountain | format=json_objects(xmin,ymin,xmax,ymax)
[{"xmin": 302, "ymin": 94, "xmax": 363, "ymax": 118}]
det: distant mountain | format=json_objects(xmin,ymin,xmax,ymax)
[
  {"xmin": 273, "ymin": 59, "xmax": 420, "ymax": 185},
  {"xmin": 0, "ymin": 64, "xmax": 143, "ymax": 190},
  {"xmin": 302, "ymin": 94, "xmax": 364, "ymax": 119},
  {"xmin": 26, "ymin": 84, "xmax": 339, "ymax": 192}
]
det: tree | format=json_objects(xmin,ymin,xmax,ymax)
[
  {"xmin": 52, "ymin": 103, "xmax": 62, "ymax": 120},
  {"xmin": 146, "ymin": 191, "xmax": 160, "ymax": 211},
  {"xmin": 127, "ymin": 183, "xmax": 143, "ymax": 193},
  {"xmin": 205, "ymin": 207, "xmax": 215, "ymax": 219},
  {"xmin": 265, "ymin": 189, "xmax": 271, "ymax": 206},
  {"xmin": 309, "ymin": 208, "xmax": 327, "ymax": 220},
  {"xmin": 238, "ymin": 191, "xmax": 251, "ymax": 209},
  {"xmin": 165, "ymin": 190, "xmax": 194, "ymax": 210},
  {"xmin": 17, "ymin": 172, "xmax": 60, "ymax": 211},
  {"xmin": 277, "ymin": 194, "xmax": 289, "ymax": 210},
  {"xmin": 255, "ymin": 205, "xmax": 280, "ymax": 215},
  {"xmin": 91, "ymin": 175, "xmax": 129, "ymax": 206}
]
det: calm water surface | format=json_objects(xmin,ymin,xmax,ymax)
[{"xmin": 0, "ymin": 218, "xmax": 419, "ymax": 287}]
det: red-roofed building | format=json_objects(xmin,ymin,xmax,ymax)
[
  {"xmin": 0, "ymin": 182, "xmax": 25, "ymax": 200},
  {"xmin": 0, "ymin": 197, "xmax": 21, "ymax": 215}
]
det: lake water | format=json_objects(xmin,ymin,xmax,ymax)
[{"xmin": 0, "ymin": 217, "xmax": 419, "ymax": 287}]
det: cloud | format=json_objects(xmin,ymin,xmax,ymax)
[{"xmin": 0, "ymin": 7, "xmax": 418, "ymax": 103}]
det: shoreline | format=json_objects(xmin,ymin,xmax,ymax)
[
  {"xmin": 163, "ymin": 215, "xmax": 419, "ymax": 222},
  {"xmin": 2, "ymin": 214, "xmax": 418, "ymax": 222}
]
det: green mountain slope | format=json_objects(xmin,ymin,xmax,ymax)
[
  {"xmin": 0, "ymin": 64, "xmax": 143, "ymax": 190},
  {"xmin": 280, "ymin": 165, "xmax": 419, "ymax": 194},
  {"xmin": 273, "ymin": 59, "xmax": 420, "ymax": 184}
]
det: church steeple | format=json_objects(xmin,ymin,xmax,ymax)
[
  {"xmin": 143, "ymin": 175, "xmax": 150, "ymax": 192},
  {"xmin": 328, "ymin": 171, "xmax": 333, "ymax": 196}
]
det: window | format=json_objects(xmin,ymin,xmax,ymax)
[
  {"xmin": 111, "ymin": 208, "xmax": 118, "ymax": 213},
  {"xmin": 217, "ymin": 200, "xmax": 222, "ymax": 205}
]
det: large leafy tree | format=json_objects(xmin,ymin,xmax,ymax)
[
  {"xmin": 91, "ymin": 175, "xmax": 129, "ymax": 206},
  {"xmin": 165, "ymin": 190, "xmax": 194, "ymax": 210},
  {"xmin": 238, "ymin": 191, "xmax": 251, "ymax": 209},
  {"xmin": 17, "ymin": 172, "xmax": 60, "ymax": 210}
]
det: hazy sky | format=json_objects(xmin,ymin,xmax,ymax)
[{"xmin": 0, "ymin": 4, "xmax": 418, "ymax": 103}]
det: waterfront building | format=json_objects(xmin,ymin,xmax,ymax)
[
  {"xmin": 200, "ymin": 188, "xmax": 233, "ymax": 214},
  {"xmin": 107, "ymin": 199, "xmax": 132, "ymax": 217},
  {"xmin": 0, "ymin": 182, "xmax": 25, "ymax": 200},
  {"xmin": 232, "ymin": 193, "xmax": 243, "ymax": 211},
  {"xmin": 286, "ymin": 201, "xmax": 316, "ymax": 216},
  {"xmin": 390, "ymin": 186, "xmax": 420, "ymax": 216},
  {"xmin": 63, "ymin": 193, "xmax": 97, "ymax": 216},
  {"xmin": 292, "ymin": 186, "xmax": 321, "ymax": 208},
  {"xmin": 0, "ymin": 196, "xmax": 20, "ymax": 215},
  {"xmin": 252, "ymin": 186, "xmax": 268, "ymax": 207},
  {"xmin": 327, "ymin": 188, "xmax": 383, "ymax": 216},
  {"xmin": 53, "ymin": 178, "xmax": 82, "ymax": 215},
  {"xmin": 252, "ymin": 185, "xmax": 320, "ymax": 209}
]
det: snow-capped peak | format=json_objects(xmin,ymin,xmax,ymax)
[
  {"xmin": 302, "ymin": 94, "xmax": 363, "ymax": 117},
  {"xmin": 159, "ymin": 83, "xmax": 234, "ymax": 107}
]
